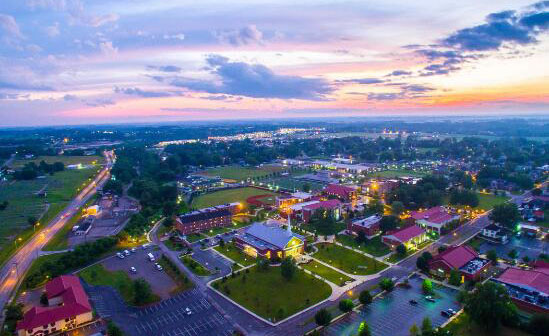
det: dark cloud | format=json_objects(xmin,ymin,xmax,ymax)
[
  {"xmin": 367, "ymin": 83, "xmax": 434, "ymax": 101},
  {"xmin": 84, "ymin": 98, "xmax": 116, "ymax": 107},
  {"xmin": 63, "ymin": 94, "xmax": 78, "ymax": 101},
  {"xmin": 214, "ymin": 25, "xmax": 264, "ymax": 46},
  {"xmin": 169, "ymin": 54, "xmax": 333, "ymax": 100},
  {"xmin": 387, "ymin": 70, "xmax": 412, "ymax": 76},
  {"xmin": 520, "ymin": 12, "xmax": 549, "ymax": 29},
  {"xmin": 147, "ymin": 65, "xmax": 182, "ymax": 73},
  {"xmin": 202, "ymin": 95, "xmax": 243, "ymax": 101},
  {"xmin": 114, "ymin": 86, "xmax": 183, "ymax": 98},
  {"xmin": 338, "ymin": 78, "xmax": 384, "ymax": 84},
  {"xmin": 367, "ymin": 92, "xmax": 401, "ymax": 101}
]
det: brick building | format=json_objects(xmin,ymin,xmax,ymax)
[{"xmin": 175, "ymin": 208, "xmax": 232, "ymax": 235}]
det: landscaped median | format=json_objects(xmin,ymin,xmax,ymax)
[
  {"xmin": 300, "ymin": 259, "xmax": 353, "ymax": 286},
  {"xmin": 180, "ymin": 255, "xmax": 212, "ymax": 276},
  {"xmin": 210, "ymin": 265, "xmax": 331, "ymax": 323},
  {"xmin": 313, "ymin": 243, "xmax": 388, "ymax": 275}
]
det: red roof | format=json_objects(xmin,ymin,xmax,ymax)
[
  {"xmin": 303, "ymin": 199, "xmax": 342, "ymax": 211},
  {"xmin": 325, "ymin": 184, "xmax": 355, "ymax": 199},
  {"xmin": 17, "ymin": 275, "xmax": 92, "ymax": 331},
  {"xmin": 429, "ymin": 245, "xmax": 477, "ymax": 269},
  {"xmin": 497, "ymin": 268, "xmax": 549, "ymax": 294},
  {"xmin": 410, "ymin": 206, "xmax": 455, "ymax": 224},
  {"xmin": 384, "ymin": 225, "xmax": 425, "ymax": 243}
]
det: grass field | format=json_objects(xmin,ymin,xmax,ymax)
[
  {"xmin": 0, "ymin": 164, "xmax": 101, "ymax": 266},
  {"xmin": 214, "ymin": 242, "xmax": 255, "ymax": 266},
  {"xmin": 180, "ymin": 255, "xmax": 211, "ymax": 276},
  {"xmin": 9, "ymin": 155, "xmax": 102, "ymax": 169},
  {"xmin": 198, "ymin": 165, "xmax": 286, "ymax": 181},
  {"xmin": 79, "ymin": 264, "xmax": 160, "ymax": 306},
  {"xmin": 476, "ymin": 193, "xmax": 509, "ymax": 210},
  {"xmin": 19, "ymin": 253, "xmax": 67, "ymax": 293},
  {"xmin": 300, "ymin": 260, "xmax": 353, "ymax": 286},
  {"xmin": 191, "ymin": 187, "xmax": 281, "ymax": 209},
  {"xmin": 212, "ymin": 266, "xmax": 331, "ymax": 321},
  {"xmin": 313, "ymin": 243, "xmax": 388, "ymax": 275},
  {"xmin": 264, "ymin": 177, "xmax": 324, "ymax": 192},
  {"xmin": 336, "ymin": 234, "xmax": 391, "ymax": 257},
  {"xmin": 366, "ymin": 169, "xmax": 428, "ymax": 178}
]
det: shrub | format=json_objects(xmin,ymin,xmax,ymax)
[
  {"xmin": 379, "ymin": 278, "xmax": 394, "ymax": 291},
  {"xmin": 339, "ymin": 299, "xmax": 354, "ymax": 313},
  {"xmin": 359, "ymin": 290, "xmax": 372, "ymax": 305},
  {"xmin": 314, "ymin": 308, "xmax": 332, "ymax": 327}
]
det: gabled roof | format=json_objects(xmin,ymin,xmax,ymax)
[
  {"xmin": 245, "ymin": 222, "xmax": 304, "ymax": 249},
  {"xmin": 383, "ymin": 225, "xmax": 425, "ymax": 243},
  {"xmin": 17, "ymin": 275, "xmax": 92, "ymax": 331},
  {"xmin": 411, "ymin": 206, "xmax": 456, "ymax": 224},
  {"xmin": 325, "ymin": 184, "xmax": 356, "ymax": 198},
  {"xmin": 484, "ymin": 223, "xmax": 501, "ymax": 231},
  {"xmin": 497, "ymin": 267, "xmax": 549, "ymax": 294},
  {"xmin": 303, "ymin": 199, "xmax": 342, "ymax": 211},
  {"xmin": 178, "ymin": 208, "xmax": 231, "ymax": 224},
  {"xmin": 429, "ymin": 245, "xmax": 477, "ymax": 269}
]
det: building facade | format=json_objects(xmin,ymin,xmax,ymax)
[
  {"xmin": 382, "ymin": 225, "xmax": 428, "ymax": 250},
  {"xmin": 428, "ymin": 245, "xmax": 490, "ymax": 281},
  {"xmin": 347, "ymin": 214, "xmax": 382, "ymax": 237},
  {"xmin": 175, "ymin": 208, "xmax": 232, "ymax": 235},
  {"xmin": 234, "ymin": 222, "xmax": 305, "ymax": 260}
]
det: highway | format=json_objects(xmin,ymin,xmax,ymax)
[{"xmin": 0, "ymin": 151, "xmax": 114, "ymax": 316}]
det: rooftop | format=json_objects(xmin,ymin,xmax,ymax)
[
  {"xmin": 384, "ymin": 225, "xmax": 426, "ymax": 243},
  {"xmin": 244, "ymin": 222, "xmax": 304, "ymax": 250},
  {"xmin": 496, "ymin": 267, "xmax": 549, "ymax": 295},
  {"xmin": 303, "ymin": 199, "xmax": 342, "ymax": 211},
  {"xmin": 410, "ymin": 206, "xmax": 456, "ymax": 224},
  {"xmin": 178, "ymin": 208, "xmax": 231, "ymax": 224},
  {"xmin": 352, "ymin": 215, "xmax": 382, "ymax": 228},
  {"xmin": 430, "ymin": 245, "xmax": 478, "ymax": 269}
]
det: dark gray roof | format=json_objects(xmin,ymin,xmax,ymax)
[
  {"xmin": 245, "ymin": 222, "xmax": 304, "ymax": 249},
  {"xmin": 179, "ymin": 209, "xmax": 231, "ymax": 224}
]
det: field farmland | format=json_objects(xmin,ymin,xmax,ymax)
[
  {"xmin": 191, "ymin": 187, "xmax": 281, "ymax": 209},
  {"xmin": 0, "ymin": 155, "xmax": 103, "ymax": 265},
  {"xmin": 198, "ymin": 164, "xmax": 286, "ymax": 181}
]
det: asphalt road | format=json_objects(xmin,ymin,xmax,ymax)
[{"xmin": 0, "ymin": 151, "xmax": 114, "ymax": 316}]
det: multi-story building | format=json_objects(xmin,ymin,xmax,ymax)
[
  {"xmin": 324, "ymin": 184, "xmax": 358, "ymax": 202},
  {"xmin": 481, "ymin": 223, "xmax": 508, "ymax": 243},
  {"xmin": 362, "ymin": 179, "xmax": 399, "ymax": 197},
  {"xmin": 347, "ymin": 214, "xmax": 382, "ymax": 237},
  {"xmin": 302, "ymin": 199, "xmax": 343, "ymax": 222},
  {"xmin": 234, "ymin": 222, "xmax": 305, "ymax": 260},
  {"xmin": 428, "ymin": 245, "xmax": 490, "ymax": 281},
  {"xmin": 175, "ymin": 208, "xmax": 232, "ymax": 235},
  {"xmin": 409, "ymin": 206, "xmax": 460, "ymax": 234},
  {"xmin": 16, "ymin": 275, "xmax": 93, "ymax": 336}
]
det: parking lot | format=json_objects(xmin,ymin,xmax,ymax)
[
  {"xmin": 325, "ymin": 275, "xmax": 460, "ymax": 336},
  {"xmin": 477, "ymin": 235, "xmax": 547, "ymax": 260},
  {"xmin": 132, "ymin": 288, "xmax": 234, "ymax": 336},
  {"xmin": 102, "ymin": 247, "xmax": 178, "ymax": 299}
]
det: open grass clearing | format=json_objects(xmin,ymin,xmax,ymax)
[
  {"xmin": 476, "ymin": 192, "xmax": 509, "ymax": 211},
  {"xmin": 336, "ymin": 234, "xmax": 391, "ymax": 257},
  {"xmin": 300, "ymin": 259, "xmax": 353, "ymax": 286},
  {"xmin": 313, "ymin": 243, "xmax": 388, "ymax": 275},
  {"xmin": 214, "ymin": 242, "xmax": 256, "ymax": 267},
  {"xmin": 191, "ymin": 186, "xmax": 281, "ymax": 209},
  {"xmin": 212, "ymin": 266, "xmax": 331, "ymax": 322},
  {"xmin": 180, "ymin": 255, "xmax": 211, "ymax": 276},
  {"xmin": 198, "ymin": 165, "xmax": 286, "ymax": 181}
]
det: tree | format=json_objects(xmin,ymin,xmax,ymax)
[
  {"xmin": 40, "ymin": 292, "xmax": 49, "ymax": 306},
  {"xmin": 357, "ymin": 321, "xmax": 371, "ymax": 336},
  {"xmin": 409, "ymin": 323, "xmax": 419, "ymax": 336},
  {"xmin": 27, "ymin": 216, "xmax": 38, "ymax": 226},
  {"xmin": 219, "ymin": 238, "xmax": 225, "ymax": 248},
  {"xmin": 379, "ymin": 278, "xmax": 394, "ymax": 292},
  {"xmin": 280, "ymin": 257, "xmax": 297, "ymax": 280},
  {"xmin": 302, "ymin": 183, "xmax": 311, "ymax": 193},
  {"xmin": 528, "ymin": 314, "xmax": 549, "ymax": 336},
  {"xmin": 396, "ymin": 244, "xmax": 407, "ymax": 256},
  {"xmin": 531, "ymin": 188, "xmax": 542, "ymax": 196},
  {"xmin": 391, "ymin": 201, "xmax": 405, "ymax": 215},
  {"xmin": 448, "ymin": 269, "xmax": 461, "ymax": 286},
  {"xmin": 133, "ymin": 278, "xmax": 153, "ymax": 305},
  {"xmin": 422, "ymin": 279, "xmax": 434, "ymax": 294},
  {"xmin": 489, "ymin": 203, "xmax": 520, "ymax": 230},
  {"xmin": 416, "ymin": 251, "xmax": 432, "ymax": 272},
  {"xmin": 463, "ymin": 282, "xmax": 518, "ymax": 331},
  {"xmin": 486, "ymin": 249, "xmax": 498, "ymax": 265},
  {"xmin": 379, "ymin": 215, "xmax": 399, "ymax": 233},
  {"xmin": 421, "ymin": 317, "xmax": 433, "ymax": 335},
  {"xmin": 107, "ymin": 321, "xmax": 124, "ymax": 336},
  {"xmin": 359, "ymin": 290, "xmax": 372, "ymax": 305},
  {"xmin": 314, "ymin": 308, "xmax": 332, "ymax": 327},
  {"xmin": 508, "ymin": 249, "xmax": 518, "ymax": 260},
  {"xmin": 338, "ymin": 298, "xmax": 354, "ymax": 313}
]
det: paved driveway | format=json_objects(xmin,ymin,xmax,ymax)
[
  {"xmin": 324, "ymin": 275, "xmax": 460, "ymax": 336},
  {"xmin": 478, "ymin": 235, "xmax": 547, "ymax": 260}
]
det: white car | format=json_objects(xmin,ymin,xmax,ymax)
[
  {"xmin": 185, "ymin": 307, "xmax": 192, "ymax": 315},
  {"xmin": 124, "ymin": 249, "xmax": 131, "ymax": 256},
  {"xmin": 130, "ymin": 267, "xmax": 137, "ymax": 273},
  {"xmin": 155, "ymin": 263, "xmax": 163, "ymax": 271},
  {"xmin": 116, "ymin": 252, "xmax": 125, "ymax": 259},
  {"xmin": 130, "ymin": 247, "xmax": 137, "ymax": 253}
]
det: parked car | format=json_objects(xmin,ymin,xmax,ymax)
[
  {"xmin": 425, "ymin": 296, "xmax": 435, "ymax": 302},
  {"xmin": 409, "ymin": 299, "xmax": 418, "ymax": 305},
  {"xmin": 130, "ymin": 267, "xmax": 137, "ymax": 273},
  {"xmin": 185, "ymin": 307, "xmax": 192, "ymax": 315},
  {"xmin": 131, "ymin": 247, "xmax": 137, "ymax": 253},
  {"xmin": 441, "ymin": 310, "xmax": 451, "ymax": 317},
  {"xmin": 447, "ymin": 308, "xmax": 457, "ymax": 316},
  {"xmin": 155, "ymin": 263, "xmax": 163, "ymax": 271},
  {"xmin": 124, "ymin": 249, "xmax": 131, "ymax": 256},
  {"xmin": 116, "ymin": 252, "xmax": 125, "ymax": 259}
]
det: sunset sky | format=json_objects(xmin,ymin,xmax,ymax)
[{"xmin": 0, "ymin": 0, "xmax": 548, "ymax": 126}]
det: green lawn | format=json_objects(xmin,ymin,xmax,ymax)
[
  {"xmin": 19, "ymin": 253, "xmax": 67, "ymax": 293},
  {"xmin": 300, "ymin": 260, "xmax": 353, "ymax": 286},
  {"xmin": 198, "ymin": 165, "xmax": 286, "ymax": 181},
  {"xmin": 214, "ymin": 242, "xmax": 255, "ymax": 266},
  {"xmin": 180, "ymin": 255, "xmax": 211, "ymax": 276},
  {"xmin": 313, "ymin": 243, "xmax": 388, "ymax": 275},
  {"xmin": 185, "ymin": 233, "xmax": 206, "ymax": 243},
  {"xmin": 476, "ymin": 193, "xmax": 509, "ymax": 210},
  {"xmin": 9, "ymin": 155, "xmax": 103, "ymax": 169},
  {"xmin": 203, "ymin": 226, "xmax": 231, "ymax": 237},
  {"xmin": 212, "ymin": 266, "xmax": 331, "ymax": 321},
  {"xmin": 0, "ymin": 166, "xmax": 101, "ymax": 266},
  {"xmin": 164, "ymin": 239, "xmax": 186, "ymax": 251},
  {"xmin": 264, "ymin": 177, "xmax": 324, "ymax": 192},
  {"xmin": 386, "ymin": 252, "xmax": 408, "ymax": 263},
  {"xmin": 336, "ymin": 234, "xmax": 391, "ymax": 257},
  {"xmin": 366, "ymin": 169, "xmax": 428, "ymax": 178},
  {"xmin": 191, "ymin": 187, "xmax": 281, "ymax": 209}
]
